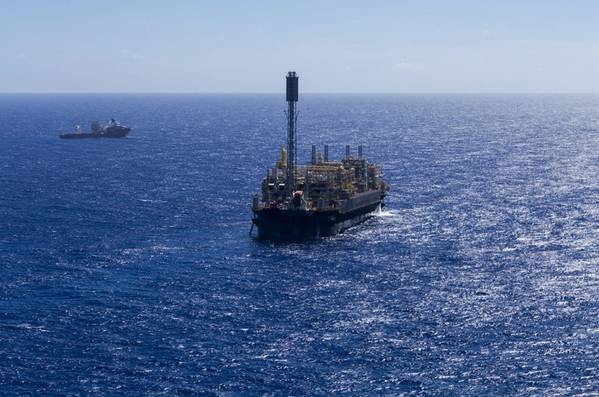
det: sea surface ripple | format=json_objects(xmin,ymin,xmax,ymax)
[{"xmin": 0, "ymin": 94, "xmax": 598, "ymax": 396}]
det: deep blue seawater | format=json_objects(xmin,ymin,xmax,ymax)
[{"xmin": 1, "ymin": 94, "xmax": 598, "ymax": 396}]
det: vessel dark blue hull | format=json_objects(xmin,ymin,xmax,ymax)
[
  {"xmin": 59, "ymin": 126, "xmax": 131, "ymax": 139},
  {"xmin": 252, "ymin": 199, "xmax": 382, "ymax": 241}
]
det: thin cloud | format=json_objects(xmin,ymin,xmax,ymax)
[
  {"xmin": 393, "ymin": 62, "xmax": 413, "ymax": 70},
  {"xmin": 119, "ymin": 49, "xmax": 146, "ymax": 61}
]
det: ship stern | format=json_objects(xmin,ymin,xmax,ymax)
[{"xmin": 252, "ymin": 208, "xmax": 333, "ymax": 241}]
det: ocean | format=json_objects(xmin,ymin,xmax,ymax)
[{"xmin": 1, "ymin": 93, "xmax": 598, "ymax": 395}]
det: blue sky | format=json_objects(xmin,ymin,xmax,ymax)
[{"xmin": 1, "ymin": 0, "xmax": 599, "ymax": 93}]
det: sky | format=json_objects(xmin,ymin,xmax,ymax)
[{"xmin": 1, "ymin": 0, "xmax": 599, "ymax": 93}]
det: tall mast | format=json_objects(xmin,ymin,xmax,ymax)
[{"xmin": 286, "ymin": 71, "xmax": 299, "ymax": 197}]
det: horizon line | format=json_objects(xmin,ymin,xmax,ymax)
[{"xmin": 1, "ymin": 91, "xmax": 598, "ymax": 95}]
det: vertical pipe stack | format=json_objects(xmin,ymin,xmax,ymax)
[
  {"xmin": 286, "ymin": 71, "xmax": 299, "ymax": 197},
  {"xmin": 311, "ymin": 144, "xmax": 317, "ymax": 164},
  {"xmin": 324, "ymin": 145, "xmax": 329, "ymax": 162}
]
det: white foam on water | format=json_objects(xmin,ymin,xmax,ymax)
[{"xmin": 373, "ymin": 207, "xmax": 399, "ymax": 218}]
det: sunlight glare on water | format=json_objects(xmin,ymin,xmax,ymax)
[{"xmin": 0, "ymin": 93, "xmax": 598, "ymax": 395}]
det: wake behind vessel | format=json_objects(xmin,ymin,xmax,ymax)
[
  {"xmin": 59, "ymin": 119, "xmax": 131, "ymax": 139},
  {"xmin": 251, "ymin": 72, "xmax": 389, "ymax": 241}
]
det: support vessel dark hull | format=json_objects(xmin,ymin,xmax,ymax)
[{"xmin": 60, "ymin": 126, "xmax": 131, "ymax": 139}]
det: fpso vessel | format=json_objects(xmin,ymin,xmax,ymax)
[
  {"xmin": 251, "ymin": 72, "xmax": 389, "ymax": 241},
  {"xmin": 59, "ymin": 119, "xmax": 131, "ymax": 139}
]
